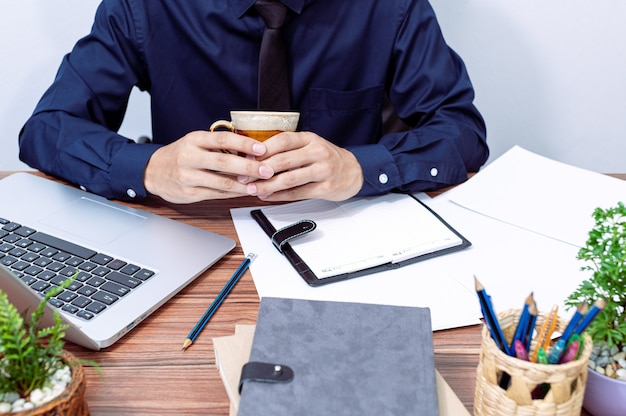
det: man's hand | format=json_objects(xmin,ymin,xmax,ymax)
[
  {"xmin": 245, "ymin": 131, "xmax": 364, "ymax": 202},
  {"xmin": 144, "ymin": 130, "xmax": 274, "ymax": 203}
]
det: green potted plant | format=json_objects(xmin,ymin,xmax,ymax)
[
  {"xmin": 565, "ymin": 201, "xmax": 626, "ymax": 416},
  {"xmin": 0, "ymin": 277, "xmax": 92, "ymax": 415}
]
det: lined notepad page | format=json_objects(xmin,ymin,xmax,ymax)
[{"xmin": 260, "ymin": 194, "xmax": 462, "ymax": 279}]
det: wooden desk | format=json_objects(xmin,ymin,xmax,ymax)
[{"xmin": 2, "ymin": 171, "xmax": 624, "ymax": 415}]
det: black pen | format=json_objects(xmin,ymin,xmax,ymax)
[{"xmin": 182, "ymin": 253, "xmax": 257, "ymax": 351}]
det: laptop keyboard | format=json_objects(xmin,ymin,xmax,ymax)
[{"xmin": 0, "ymin": 217, "xmax": 156, "ymax": 321}]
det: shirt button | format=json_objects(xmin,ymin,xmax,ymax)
[
  {"xmin": 430, "ymin": 167, "xmax": 439, "ymax": 177},
  {"xmin": 126, "ymin": 189, "xmax": 137, "ymax": 198},
  {"xmin": 378, "ymin": 173, "xmax": 389, "ymax": 184},
  {"xmin": 79, "ymin": 185, "xmax": 87, "ymax": 192}
]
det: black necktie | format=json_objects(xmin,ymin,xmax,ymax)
[{"xmin": 254, "ymin": 0, "xmax": 291, "ymax": 110}]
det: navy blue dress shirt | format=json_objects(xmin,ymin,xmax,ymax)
[{"xmin": 19, "ymin": 0, "xmax": 488, "ymax": 201}]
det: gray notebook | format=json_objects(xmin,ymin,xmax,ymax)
[{"xmin": 238, "ymin": 297, "xmax": 439, "ymax": 416}]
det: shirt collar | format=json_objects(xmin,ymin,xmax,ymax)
[{"xmin": 231, "ymin": 0, "xmax": 306, "ymax": 18}]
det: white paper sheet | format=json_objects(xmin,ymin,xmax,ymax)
[
  {"xmin": 426, "ymin": 196, "xmax": 587, "ymax": 318},
  {"xmin": 446, "ymin": 145, "xmax": 626, "ymax": 247}
]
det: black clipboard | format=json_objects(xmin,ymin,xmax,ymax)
[{"xmin": 251, "ymin": 194, "xmax": 471, "ymax": 287}]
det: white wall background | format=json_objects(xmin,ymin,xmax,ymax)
[
  {"xmin": 0, "ymin": 0, "xmax": 150, "ymax": 171},
  {"xmin": 1, "ymin": 1, "xmax": 624, "ymax": 172},
  {"xmin": 431, "ymin": 0, "xmax": 626, "ymax": 172}
]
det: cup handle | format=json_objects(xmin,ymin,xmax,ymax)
[{"xmin": 209, "ymin": 120, "xmax": 234, "ymax": 132}]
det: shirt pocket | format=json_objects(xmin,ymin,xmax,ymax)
[{"xmin": 301, "ymin": 85, "xmax": 385, "ymax": 146}]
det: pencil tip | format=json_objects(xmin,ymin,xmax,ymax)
[
  {"xmin": 473, "ymin": 275, "xmax": 483, "ymax": 291},
  {"xmin": 182, "ymin": 339, "xmax": 192, "ymax": 351},
  {"xmin": 525, "ymin": 292, "xmax": 534, "ymax": 304}
]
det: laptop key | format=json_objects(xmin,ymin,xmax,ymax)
[
  {"xmin": 56, "ymin": 290, "xmax": 78, "ymax": 303},
  {"xmin": 33, "ymin": 257, "xmax": 53, "ymax": 267},
  {"xmin": 38, "ymin": 270, "xmax": 56, "ymax": 281},
  {"xmin": 9, "ymin": 247, "xmax": 27, "ymax": 257},
  {"xmin": 14, "ymin": 226, "xmax": 36, "ymax": 237},
  {"xmin": 24, "ymin": 265, "xmax": 44, "ymax": 276},
  {"xmin": 1, "ymin": 222, "xmax": 21, "ymax": 232},
  {"xmin": 2, "ymin": 234, "xmax": 21, "ymax": 244},
  {"xmin": 31, "ymin": 280, "xmax": 50, "ymax": 292},
  {"xmin": 27, "ymin": 242, "xmax": 46, "ymax": 253},
  {"xmin": 78, "ymin": 285, "xmax": 97, "ymax": 297},
  {"xmin": 135, "ymin": 269, "xmax": 155, "ymax": 280},
  {"xmin": 62, "ymin": 304, "xmax": 80, "ymax": 314},
  {"xmin": 21, "ymin": 252, "xmax": 40, "ymax": 263},
  {"xmin": 71, "ymin": 296, "xmax": 92, "ymax": 309},
  {"xmin": 91, "ymin": 266, "xmax": 110, "ymax": 277},
  {"xmin": 46, "ymin": 262, "xmax": 65, "ymax": 272},
  {"xmin": 75, "ymin": 271, "xmax": 91, "ymax": 282},
  {"xmin": 30, "ymin": 231, "xmax": 97, "ymax": 260},
  {"xmin": 101, "ymin": 281, "xmax": 130, "ymax": 297},
  {"xmin": 120, "ymin": 264, "xmax": 140, "ymax": 275},
  {"xmin": 1, "ymin": 256, "xmax": 17, "ymax": 266},
  {"xmin": 77, "ymin": 310, "xmax": 97, "ymax": 320},
  {"xmin": 65, "ymin": 257, "xmax": 84, "ymax": 267},
  {"xmin": 40, "ymin": 248, "xmax": 59, "ymax": 257},
  {"xmin": 107, "ymin": 271, "xmax": 141, "ymax": 289},
  {"xmin": 107, "ymin": 259, "xmax": 127, "ymax": 270},
  {"xmin": 11, "ymin": 261, "xmax": 30, "ymax": 271},
  {"xmin": 21, "ymin": 275, "xmax": 37, "ymax": 286},
  {"xmin": 91, "ymin": 253, "xmax": 113, "ymax": 265},
  {"xmin": 78, "ymin": 261, "xmax": 97, "ymax": 272},
  {"xmin": 15, "ymin": 239, "xmax": 33, "ymax": 249},
  {"xmin": 85, "ymin": 302, "xmax": 106, "ymax": 315},
  {"xmin": 92, "ymin": 291, "xmax": 119, "ymax": 305},
  {"xmin": 52, "ymin": 252, "xmax": 71, "ymax": 262},
  {"xmin": 67, "ymin": 281, "xmax": 84, "ymax": 291},
  {"xmin": 51, "ymin": 275, "xmax": 73, "ymax": 285},
  {"xmin": 59, "ymin": 266, "xmax": 79, "ymax": 277},
  {"xmin": 86, "ymin": 276, "xmax": 105, "ymax": 287}
]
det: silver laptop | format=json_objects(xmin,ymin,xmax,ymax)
[{"xmin": 0, "ymin": 173, "xmax": 235, "ymax": 350}]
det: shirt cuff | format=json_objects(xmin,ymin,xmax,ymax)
[
  {"xmin": 347, "ymin": 144, "xmax": 468, "ymax": 196},
  {"xmin": 109, "ymin": 142, "xmax": 161, "ymax": 200},
  {"xmin": 347, "ymin": 144, "xmax": 401, "ymax": 196}
]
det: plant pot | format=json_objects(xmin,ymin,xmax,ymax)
[
  {"xmin": 583, "ymin": 368, "xmax": 626, "ymax": 416},
  {"xmin": 11, "ymin": 351, "xmax": 89, "ymax": 416}
]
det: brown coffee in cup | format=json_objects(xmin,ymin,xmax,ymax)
[{"xmin": 209, "ymin": 111, "xmax": 299, "ymax": 141}]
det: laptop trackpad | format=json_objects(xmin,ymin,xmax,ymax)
[{"xmin": 40, "ymin": 197, "xmax": 147, "ymax": 245}]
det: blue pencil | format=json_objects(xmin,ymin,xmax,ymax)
[
  {"xmin": 509, "ymin": 292, "xmax": 533, "ymax": 356},
  {"xmin": 548, "ymin": 302, "xmax": 587, "ymax": 364},
  {"xmin": 182, "ymin": 253, "xmax": 257, "ymax": 350},
  {"xmin": 474, "ymin": 276, "xmax": 509, "ymax": 354},
  {"xmin": 524, "ymin": 298, "xmax": 538, "ymax": 352},
  {"xmin": 573, "ymin": 299, "xmax": 605, "ymax": 336}
]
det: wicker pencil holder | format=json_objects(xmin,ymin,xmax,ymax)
[{"xmin": 474, "ymin": 308, "xmax": 592, "ymax": 416}]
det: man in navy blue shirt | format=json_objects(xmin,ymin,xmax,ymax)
[{"xmin": 19, "ymin": 0, "xmax": 488, "ymax": 204}]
